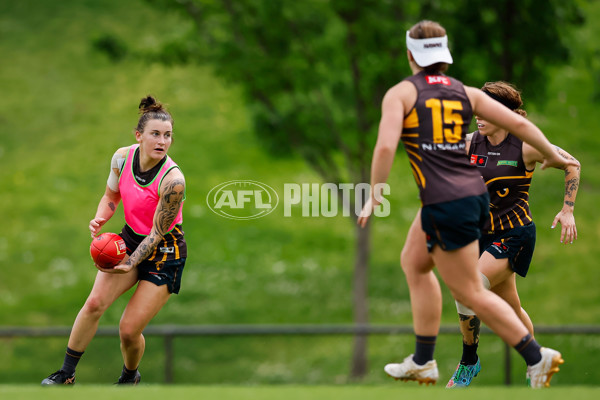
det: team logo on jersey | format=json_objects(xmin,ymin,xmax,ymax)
[
  {"xmin": 470, "ymin": 154, "xmax": 488, "ymax": 167},
  {"xmin": 425, "ymin": 75, "xmax": 450, "ymax": 86},
  {"xmin": 497, "ymin": 160, "xmax": 518, "ymax": 167}
]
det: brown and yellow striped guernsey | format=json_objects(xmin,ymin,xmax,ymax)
[
  {"xmin": 468, "ymin": 131, "xmax": 534, "ymax": 233},
  {"xmin": 401, "ymin": 71, "xmax": 486, "ymax": 205}
]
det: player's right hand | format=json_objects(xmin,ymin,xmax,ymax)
[
  {"xmin": 89, "ymin": 217, "xmax": 107, "ymax": 238},
  {"xmin": 358, "ymin": 197, "xmax": 375, "ymax": 228}
]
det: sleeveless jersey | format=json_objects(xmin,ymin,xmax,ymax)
[
  {"xmin": 401, "ymin": 71, "xmax": 486, "ymax": 205},
  {"xmin": 468, "ymin": 131, "xmax": 534, "ymax": 233},
  {"xmin": 119, "ymin": 144, "xmax": 184, "ymax": 235}
]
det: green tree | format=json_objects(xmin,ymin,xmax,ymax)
[{"xmin": 438, "ymin": 0, "xmax": 585, "ymax": 100}]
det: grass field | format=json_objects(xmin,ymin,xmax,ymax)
[
  {"xmin": 2, "ymin": 385, "xmax": 600, "ymax": 400},
  {"xmin": 1, "ymin": 0, "xmax": 600, "ymax": 387}
]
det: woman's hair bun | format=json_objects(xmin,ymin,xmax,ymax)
[
  {"xmin": 139, "ymin": 95, "xmax": 163, "ymax": 113},
  {"xmin": 135, "ymin": 95, "xmax": 173, "ymax": 132}
]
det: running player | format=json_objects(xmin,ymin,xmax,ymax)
[
  {"xmin": 358, "ymin": 20, "xmax": 579, "ymax": 388},
  {"xmin": 42, "ymin": 95, "xmax": 187, "ymax": 385},
  {"xmin": 446, "ymin": 81, "xmax": 580, "ymax": 388}
]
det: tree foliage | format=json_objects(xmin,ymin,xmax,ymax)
[
  {"xmin": 144, "ymin": 0, "xmax": 585, "ymax": 174},
  {"xmin": 147, "ymin": 0, "xmax": 426, "ymax": 185},
  {"xmin": 437, "ymin": 0, "xmax": 585, "ymax": 99}
]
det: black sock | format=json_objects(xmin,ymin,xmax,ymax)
[
  {"xmin": 413, "ymin": 335, "xmax": 436, "ymax": 365},
  {"xmin": 61, "ymin": 347, "xmax": 84, "ymax": 375},
  {"xmin": 514, "ymin": 334, "xmax": 542, "ymax": 366},
  {"xmin": 461, "ymin": 342, "xmax": 479, "ymax": 365},
  {"xmin": 121, "ymin": 365, "xmax": 138, "ymax": 378}
]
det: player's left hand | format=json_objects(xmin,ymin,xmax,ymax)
[
  {"xmin": 110, "ymin": 263, "xmax": 135, "ymax": 274},
  {"xmin": 551, "ymin": 207, "xmax": 577, "ymax": 244},
  {"xmin": 94, "ymin": 262, "xmax": 134, "ymax": 274}
]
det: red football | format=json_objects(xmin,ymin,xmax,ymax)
[{"xmin": 90, "ymin": 232, "xmax": 127, "ymax": 269}]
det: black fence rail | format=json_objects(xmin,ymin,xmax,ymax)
[{"xmin": 2, "ymin": 324, "xmax": 599, "ymax": 384}]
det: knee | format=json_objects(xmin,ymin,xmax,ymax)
[
  {"xmin": 400, "ymin": 259, "xmax": 420, "ymax": 283},
  {"xmin": 400, "ymin": 256, "xmax": 413, "ymax": 276},
  {"xmin": 400, "ymin": 252, "xmax": 430, "ymax": 277},
  {"xmin": 119, "ymin": 320, "xmax": 142, "ymax": 345},
  {"xmin": 82, "ymin": 295, "xmax": 108, "ymax": 318}
]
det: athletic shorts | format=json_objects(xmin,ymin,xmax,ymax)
[
  {"xmin": 137, "ymin": 257, "xmax": 186, "ymax": 294},
  {"xmin": 119, "ymin": 225, "xmax": 186, "ymax": 294},
  {"xmin": 421, "ymin": 193, "xmax": 490, "ymax": 252},
  {"xmin": 479, "ymin": 222, "xmax": 536, "ymax": 278}
]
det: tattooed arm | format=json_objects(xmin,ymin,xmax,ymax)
[
  {"xmin": 89, "ymin": 147, "xmax": 128, "ymax": 238},
  {"xmin": 551, "ymin": 146, "xmax": 580, "ymax": 244},
  {"xmin": 109, "ymin": 168, "xmax": 185, "ymax": 274},
  {"xmin": 522, "ymin": 143, "xmax": 580, "ymax": 244}
]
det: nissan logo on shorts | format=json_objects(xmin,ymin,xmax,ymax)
[{"xmin": 206, "ymin": 180, "xmax": 279, "ymax": 220}]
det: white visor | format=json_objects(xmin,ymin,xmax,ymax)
[{"xmin": 406, "ymin": 31, "xmax": 453, "ymax": 67}]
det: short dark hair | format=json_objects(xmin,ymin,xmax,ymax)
[{"xmin": 481, "ymin": 81, "xmax": 527, "ymax": 117}]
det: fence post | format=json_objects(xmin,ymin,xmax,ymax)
[{"xmin": 164, "ymin": 334, "xmax": 174, "ymax": 384}]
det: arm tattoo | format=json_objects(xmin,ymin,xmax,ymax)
[
  {"xmin": 126, "ymin": 233, "xmax": 160, "ymax": 267},
  {"xmin": 155, "ymin": 178, "xmax": 185, "ymax": 236},
  {"xmin": 557, "ymin": 146, "xmax": 579, "ymax": 206},
  {"xmin": 126, "ymin": 176, "xmax": 185, "ymax": 267},
  {"xmin": 108, "ymin": 202, "xmax": 116, "ymax": 211},
  {"xmin": 556, "ymin": 146, "xmax": 579, "ymax": 168},
  {"xmin": 565, "ymin": 177, "xmax": 579, "ymax": 199},
  {"xmin": 555, "ymin": 146, "xmax": 570, "ymax": 159}
]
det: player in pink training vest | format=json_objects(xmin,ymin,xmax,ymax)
[{"xmin": 42, "ymin": 95, "xmax": 187, "ymax": 385}]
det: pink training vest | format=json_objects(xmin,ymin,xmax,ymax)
[{"xmin": 119, "ymin": 144, "xmax": 184, "ymax": 235}]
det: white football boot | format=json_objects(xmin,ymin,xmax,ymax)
[
  {"xmin": 384, "ymin": 354, "xmax": 438, "ymax": 385},
  {"xmin": 527, "ymin": 347, "xmax": 564, "ymax": 388}
]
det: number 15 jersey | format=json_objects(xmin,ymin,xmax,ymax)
[{"xmin": 401, "ymin": 71, "xmax": 486, "ymax": 206}]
